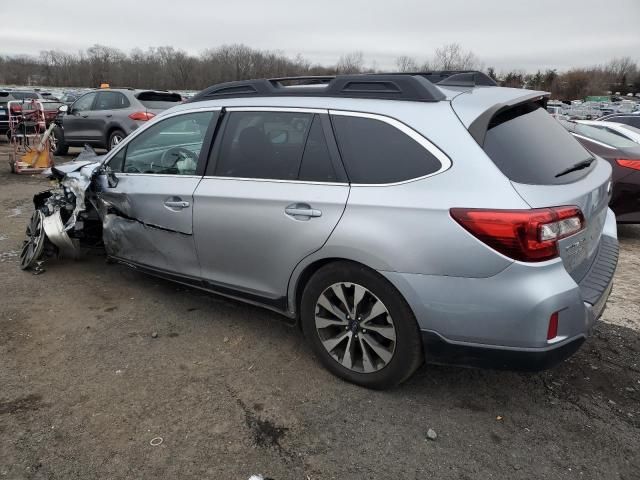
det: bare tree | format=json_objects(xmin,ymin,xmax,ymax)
[
  {"xmin": 336, "ymin": 51, "xmax": 364, "ymax": 74},
  {"xmin": 395, "ymin": 55, "xmax": 419, "ymax": 72},
  {"xmin": 431, "ymin": 43, "xmax": 481, "ymax": 70}
]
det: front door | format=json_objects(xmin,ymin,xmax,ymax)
[
  {"xmin": 98, "ymin": 109, "xmax": 218, "ymax": 278},
  {"xmin": 193, "ymin": 108, "xmax": 350, "ymax": 305},
  {"xmin": 63, "ymin": 92, "xmax": 97, "ymax": 143}
]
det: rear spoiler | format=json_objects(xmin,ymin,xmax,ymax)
[{"xmin": 468, "ymin": 92, "xmax": 549, "ymax": 146}]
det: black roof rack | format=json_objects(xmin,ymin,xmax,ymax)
[
  {"xmin": 188, "ymin": 71, "xmax": 497, "ymax": 104},
  {"xmin": 380, "ymin": 70, "xmax": 498, "ymax": 87},
  {"xmin": 189, "ymin": 74, "xmax": 447, "ymax": 103}
]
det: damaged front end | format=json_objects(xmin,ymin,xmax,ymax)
[{"xmin": 20, "ymin": 147, "xmax": 106, "ymax": 271}]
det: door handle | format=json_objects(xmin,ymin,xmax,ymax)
[
  {"xmin": 106, "ymin": 114, "xmax": 112, "ymax": 118},
  {"xmin": 285, "ymin": 203, "xmax": 322, "ymax": 218},
  {"xmin": 164, "ymin": 200, "xmax": 190, "ymax": 209},
  {"xmin": 81, "ymin": 114, "xmax": 88, "ymax": 118}
]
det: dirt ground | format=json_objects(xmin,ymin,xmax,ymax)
[{"xmin": 0, "ymin": 139, "xmax": 638, "ymax": 480}]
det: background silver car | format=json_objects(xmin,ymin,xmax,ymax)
[
  {"xmin": 26, "ymin": 73, "xmax": 618, "ymax": 389},
  {"xmin": 52, "ymin": 88, "xmax": 182, "ymax": 154}
]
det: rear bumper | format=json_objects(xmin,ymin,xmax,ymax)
[
  {"xmin": 382, "ymin": 211, "xmax": 618, "ymax": 370},
  {"xmin": 421, "ymin": 330, "xmax": 585, "ymax": 371}
]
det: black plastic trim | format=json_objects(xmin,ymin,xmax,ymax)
[
  {"xmin": 578, "ymin": 235, "xmax": 619, "ymax": 306},
  {"xmin": 109, "ymin": 256, "xmax": 288, "ymax": 311},
  {"xmin": 422, "ymin": 331, "xmax": 585, "ymax": 371},
  {"xmin": 189, "ymin": 74, "xmax": 447, "ymax": 103},
  {"xmin": 467, "ymin": 93, "xmax": 549, "ymax": 146}
]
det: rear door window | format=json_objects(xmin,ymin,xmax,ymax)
[
  {"xmin": 330, "ymin": 114, "xmax": 443, "ymax": 184},
  {"xmin": 483, "ymin": 104, "xmax": 594, "ymax": 185},
  {"xmin": 213, "ymin": 111, "xmax": 313, "ymax": 180},
  {"xmin": 95, "ymin": 91, "xmax": 130, "ymax": 110},
  {"xmin": 299, "ymin": 116, "xmax": 337, "ymax": 182}
]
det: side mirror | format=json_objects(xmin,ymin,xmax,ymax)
[
  {"xmin": 58, "ymin": 104, "xmax": 68, "ymax": 113},
  {"xmin": 107, "ymin": 171, "xmax": 119, "ymax": 188}
]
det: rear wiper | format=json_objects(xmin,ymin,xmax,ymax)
[{"xmin": 555, "ymin": 158, "xmax": 595, "ymax": 178}]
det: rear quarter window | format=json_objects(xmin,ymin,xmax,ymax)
[
  {"xmin": 331, "ymin": 114, "xmax": 443, "ymax": 184},
  {"xmin": 483, "ymin": 104, "xmax": 594, "ymax": 185},
  {"xmin": 136, "ymin": 91, "xmax": 182, "ymax": 109}
]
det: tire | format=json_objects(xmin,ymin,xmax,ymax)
[
  {"xmin": 300, "ymin": 261, "xmax": 423, "ymax": 389},
  {"xmin": 107, "ymin": 129, "xmax": 125, "ymax": 151},
  {"xmin": 51, "ymin": 126, "xmax": 69, "ymax": 156}
]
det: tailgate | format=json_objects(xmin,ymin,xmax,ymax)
[{"xmin": 510, "ymin": 158, "xmax": 612, "ymax": 282}]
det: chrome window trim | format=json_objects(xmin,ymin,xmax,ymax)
[
  {"xmin": 118, "ymin": 173, "xmax": 202, "ymax": 179},
  {"xmin": 101, "ymin": 106, "xmax": 223, "ymax": 165},
  {"xmin": 328, "ymin": 109, "xmax": 452, "ymax": 187},
  {"xmin": 225, "ymin": 106, "xmax": 327, "ymax": 114},
  {"xmin": 200, "ymin": 175, "xmax": 348, "ymax": 186}
]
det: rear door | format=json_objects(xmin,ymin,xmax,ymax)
[
  {"xmin": 193, "ymin": 107, "xmax": 349, "ymax": 304},
  {"xmin": 63, "ymin": 92, "xmax": 97, "ymax": 142},
  {"xmin": 98, "ymin": 109, "xmax": 218, "ymax": 277},
  {"xmin": 91, "ymin": 91, "xmax": 131, "ymax": 143},
  {"xmin": 476, "ymin": 104, "xmax": 611, "ymax": 282}
]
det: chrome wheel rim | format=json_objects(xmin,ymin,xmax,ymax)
[
  {"xmin": 49, "ymin": 131, "xmax": 58, "ymax": 152},
  {"xmin": 20, "ymin": 210, "xmax": 46, "ymax": 270},
  {"xmin": 315, "ymin": 282, "xmax": 396, "ymax": 373},
  {"xmin": 110, "ymin": 134, "xmax": 123, "ymax": 149}
]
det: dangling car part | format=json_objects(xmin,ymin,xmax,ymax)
[{"xmin": 20, "ymin": 146, "xmax": 105, "ymax": 270}]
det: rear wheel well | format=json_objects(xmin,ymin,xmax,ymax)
[
  {"xmin": 105, "ymin": 126, "xmax": 125, "ymax": 148},
  {"xmin": 293, "ymin": 258, "xmax": 379, "ymax": 327}
]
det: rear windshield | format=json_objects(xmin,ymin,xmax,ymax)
[
  {"xmin": 483, "ymin": 103, "xmax": 594, "ymax": 185},
  {"xmin": 10, "ymin": 92, "xmax": 39, "ymax": 100},
  {"xmin": 560, "ymin": 121, "xmax": 638, "ymax": 149},
  {"xmin": 135, "ymin": 91, "xmax": 182, "ymax": 109}
]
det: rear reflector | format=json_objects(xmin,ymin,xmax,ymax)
[
  {"xmin": 128, "ymin": 111, "xmax": 155, "ymax": 121},
  {"xmin": 547, "ymin": 312, "xmax": 559, "ymax": 340},
  {"xmin": 450, "ymin": 206, "xmax": 584, "ymax": 262},
  {"xmin": 616, "ymin": 158, "xmax": 640, "ymax": 171}
]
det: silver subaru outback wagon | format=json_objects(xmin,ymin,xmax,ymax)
[{"xmin": 22, "ymin": 72, "xmax": 618, "ymax": 389}]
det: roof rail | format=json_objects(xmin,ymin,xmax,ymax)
[
  {"xmin": 189, "ymin": 74, "xmax": 447, "ymax": 103},
  {"xmin": 380, "ymin": 71, "xmax": 497, "ymax": 87}
]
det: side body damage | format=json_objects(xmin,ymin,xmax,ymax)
[{"xmin": 20, "ymin": 147, "xmax": 173, "ymax": 272}]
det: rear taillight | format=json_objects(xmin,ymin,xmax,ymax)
[
  {"xmin": 450, "ymin": 206, "xmax": 585, "ymax": 262},
  {"xmin": 10, "ymin": 104, "xmax": 22, "ymax": 113},
  {"xmin": 616, "ymin": 158, "xmax": 640, "ymax": 171},
  {"xmin": 128, "ymin": 111, "xmax": 155, "ymax": 121}
]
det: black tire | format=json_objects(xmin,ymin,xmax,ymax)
[
  {"xmin": 107, "ymin": 129, "xmax": 126, "ymax": 151},
  {"xmin": 51, "ymin": 126, "xmax": 69, "ymax": 156},
  {"xmin": 300, "ymin": 261, "xmax": 423, "ymax": 389}
]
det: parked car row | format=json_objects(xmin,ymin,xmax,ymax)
[
  {"xmin": 558, "ymin": 119, "xmax": 640, "ymax": 224},
  {"xmin": 51, "ymin": 88, "xmax": 184, "ymax": 154}
]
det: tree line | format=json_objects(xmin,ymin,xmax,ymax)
[{"xmin": 0, "ymin": 43, "xmax": 638, "ymax": 100}]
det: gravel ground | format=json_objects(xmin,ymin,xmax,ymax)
[{"xmin": 1, "ymin": 140, "xmax": 639, "ymax": 480}]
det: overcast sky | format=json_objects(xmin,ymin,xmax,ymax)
[{"xmin": 1, "ymin": 0, "xmax": 639, "ymax": 72}]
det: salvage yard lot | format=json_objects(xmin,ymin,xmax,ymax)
[{"xmin": 0, "ymin": 140, "xmax": 639, "ymax": 479}]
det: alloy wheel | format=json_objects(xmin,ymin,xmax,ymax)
[
  {"xmin": 20, "ymin": 210, "xmax": 46, "ymax": 270},
  {"xmin": 314, "ymin": 282, "xmax": 396, "ymax": 373},
  {"xmin": 110, "ymin": 134, "xmax": 123, "ymax": 149}
]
